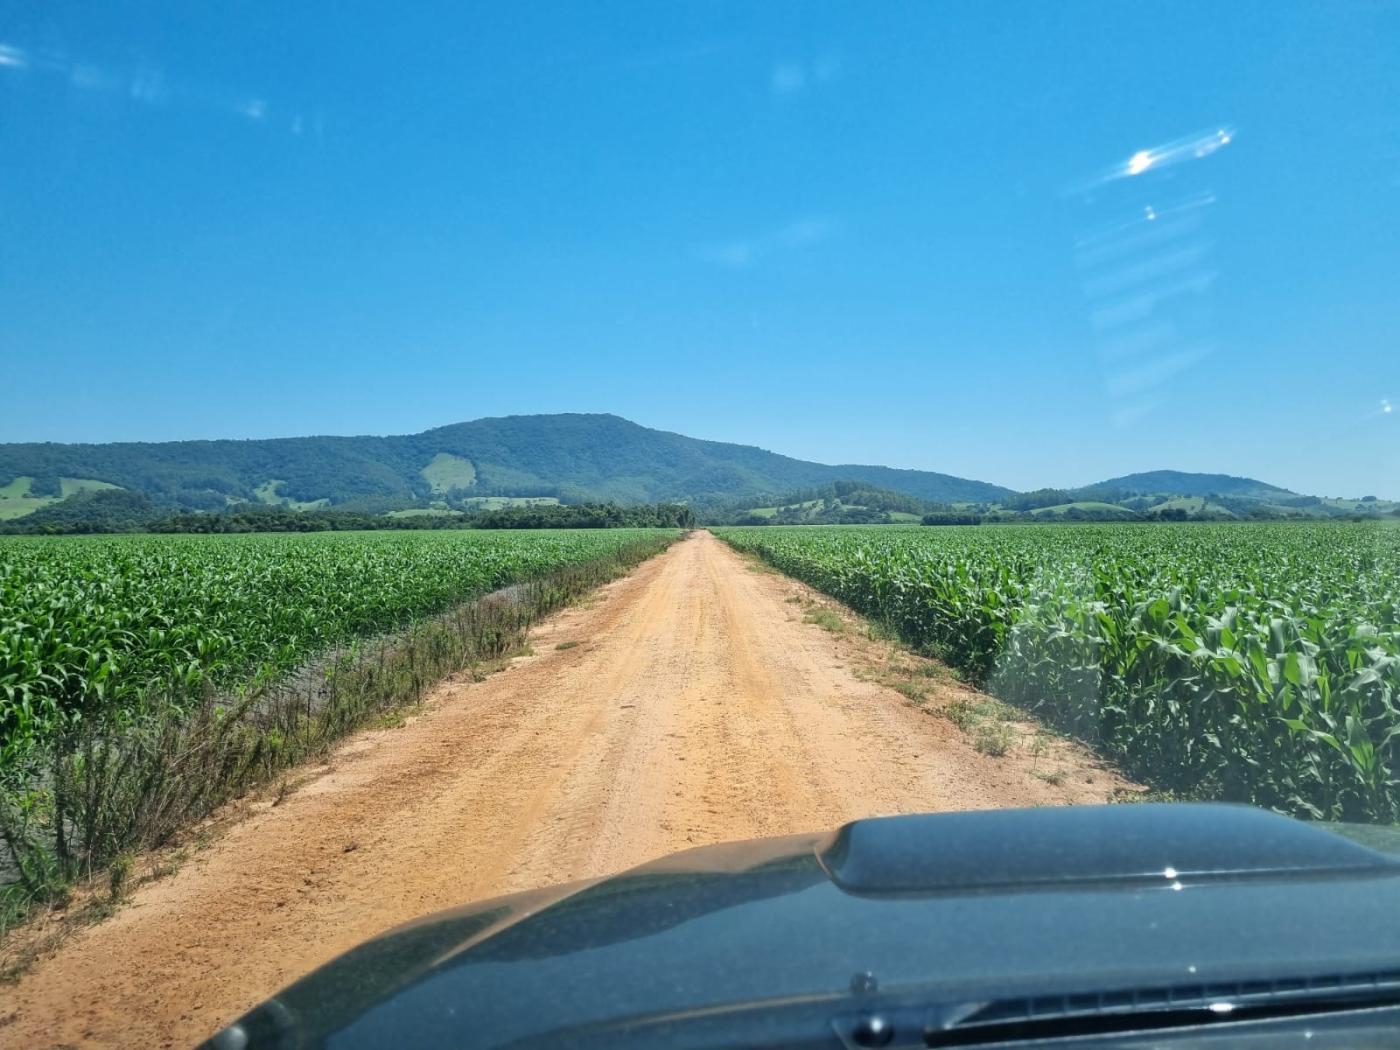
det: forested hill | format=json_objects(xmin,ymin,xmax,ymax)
[
  {"xmin": 1084, "ymin": 471, "xmax": 1293, "ymax": 499},
  {"xmin": 0, "ymin": 413, "xmax": 1014, "ymax": 512}
]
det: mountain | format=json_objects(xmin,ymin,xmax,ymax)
[
  {"xmin": 0, "ymin": 413, "xmax": 1014, "ymax": 517},
  {"xmin": 1082, "ymin": 471, "xmax": 1293, "ymax": 499},
  {"xmin": 4, "ymin": 415, "xmax": 1390, "ymax": 529}
]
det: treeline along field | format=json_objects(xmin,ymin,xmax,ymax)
[
  {"xmin": 0, "ymin": 528, "xmax": 678, "ymax": 910},
  {"xmin": 717, "ymin": 523, "xmax": 1400, "ymax": 823}
]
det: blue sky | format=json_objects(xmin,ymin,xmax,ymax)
[{"xmin": 2, "ymin": 2, "xmax": 1397, "ymax": 496}]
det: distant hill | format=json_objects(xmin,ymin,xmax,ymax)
[
  {"xmin": 708, "ymin": 469, "xmax": 1400, "ymax": 527},
  {"xmin": 706, "ymin": 480, "xmax": 934, "ymax": 526},
  {"xmin": 4, "ymin": 416, "xmax": 1392, "ymax": 529},
  {"xmin": 0, "ymin": 413, "xmax": 1014, "ymax": 516},
  {"xmin": 1083, "ymin": 471, "xmax": 1293, "ymax": 499},
  {"xmin": 1002, "ymin": 471, "xmax": 1396, "ymax": 523}
]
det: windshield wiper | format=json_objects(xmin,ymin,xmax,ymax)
[{"xmin": 834, "ymin": 970, "xmax": 1400, "ymax": 1049}]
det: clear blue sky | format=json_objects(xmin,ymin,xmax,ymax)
[{"xmin": 2, "ymin": 2, "xmax": 1397, "ymax": 496}]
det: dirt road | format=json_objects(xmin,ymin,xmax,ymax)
[{"xmin": 5, "ymin": 531, "xmax": 1125, "ymax": 1047}]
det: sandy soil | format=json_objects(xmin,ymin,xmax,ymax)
[{"xmin": 3, "ymin": 531, "xmax": 1128, "ymax": 1047}]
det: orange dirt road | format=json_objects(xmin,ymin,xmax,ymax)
[{"xmin": 5, "ymin": 531, "xmax": 1125, "ymax": 1047}]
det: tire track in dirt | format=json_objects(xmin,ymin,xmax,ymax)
[{"xmin": 4, "ymin": 531, "xmax": 1128, "ymax": 1048}]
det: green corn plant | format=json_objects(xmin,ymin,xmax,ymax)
[{"xmin": 716, "ymin": 521, "xmax": 1400, "ymax": 823}]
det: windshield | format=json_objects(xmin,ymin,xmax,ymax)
[{"xmin": 1, "ymin": 3, "xmax": 1398, "ymax": 1047}]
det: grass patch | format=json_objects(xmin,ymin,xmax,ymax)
[
  {"xmin": 419, "ymin": 452, "xmax": 477, "ymax": 494},
  {"xmin": 469, "ymin": 652, "xmax": 517, "ymax": 682},
  {"xmin": 150, "ymin": 847, "xmax": 190, "ymax": 882},
  {"xmin": 802, "ymin": 608, "xmax": 844, "ymax": 633},
  {"xmin": 385, "ymin": 507, "xmax": 457, "ymax": 519},
  {"xmin": 253, "ymin": 479, "xmax": 329, "ymax": 511},
  {"xmin": 735, "ymin": 548, "xmax": 782, "ymax": 575},
  {"xmin": 944, "ymin": 697, "xmax": 1009, "ymax": 732},
  {"xmin": 889, "ymin": 680, "xmax": 929, "ymax": 704},
  {"xmin": 0, "ymin": 476, "xmax": 49, "ymax": 521},
  {"xmin": 973, "ymin": 722, "xmax": 1013, "ymax": 757},
  {"xmin": 58, "ymin": 478, "xmax": 120, "ymax": 498},
  {"xmin": 459, "ymin": 496, "xmax": 560, "ymax": 510},
  {"xmin": 0, "ymin": 885, "xmax": 43, "ymax": 952},
  {"xmin": 108, "ymin": 852, "xmax": 134, "ymax": 900},
  {"xmin": 0, "ymin": 476, "xmax": 121, "ymax": 520},
  {"xmin": 945, "ymin": 696, "xmax": 1018, "ymax": 757},
  {"xmin": 555, "ymin": 640, "xmax": 580, "ymax": 650},
  {"xmin": 367, "ymin": 702, "xmax": 424, "ymax": 729},
  {"xmin": 1032, "ymin": 768, "xmax": 1066, "ymax": 786},
  {"xmin": 76, "ymin": 896, "xmax": 119, "ymax": 926},
  {"xmin": 1110, "ymin": 786, "xmax": 1193, "ymax": 805},
  {"xmin": 866, "ymin": 625, "xmax": 898, "ymax": 644}
]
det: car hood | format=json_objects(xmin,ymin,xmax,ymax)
[{"xmin": 207, "ymin": 804, "xmax": 1400, "ymax": 1049}]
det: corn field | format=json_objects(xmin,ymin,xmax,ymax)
[
  {"xmin": 0, "ymin": 528, "xmax": 677, "ymax": 902},
  {"xmin": 717, "ymin": 523, "xmax": 1400, "ymax": 823}
]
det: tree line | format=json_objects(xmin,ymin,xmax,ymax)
[{"xmin": 0, "ymin": 491, "xmax": 695, "ymax": 534}]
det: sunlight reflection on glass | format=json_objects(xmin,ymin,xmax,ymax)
[
  {"xmin": 1069, "ymin": 127, "xmax": 1235, "ymax": 194},
  {"xmin": 1088, "ymin": 272, "xmax": 1217, "ymax": 332},
  {"xmin": 1069, "ymin": 127, "xmax": 1233, "ymax": 429},
  {"xmin": 1082, "ymin": 244, "xmax": 1213, "ymax": 300},
  {"xmin": 0, "ymin": 36, "xmax": 294, "ymax": 130},
  {"xmin": 1128, "ymin": 150, "xmax": 1154, "ymax": 176},
  {"xmin": 1075, "ymin": 192, "xmax": 1216, "ymax": 254},
  {"xmin": 1122, "ymin": 128, "xmax": 1233, "ymax": 180}
]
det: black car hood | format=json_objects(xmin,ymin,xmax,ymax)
[{"xmin": 207, "ymin": 804, "xmax": 1400, "ymax": 1049}]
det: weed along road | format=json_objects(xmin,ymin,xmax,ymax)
[{"xmin": 5, "ymin": 531, "xmax": 1126, "ymax": 1048}]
